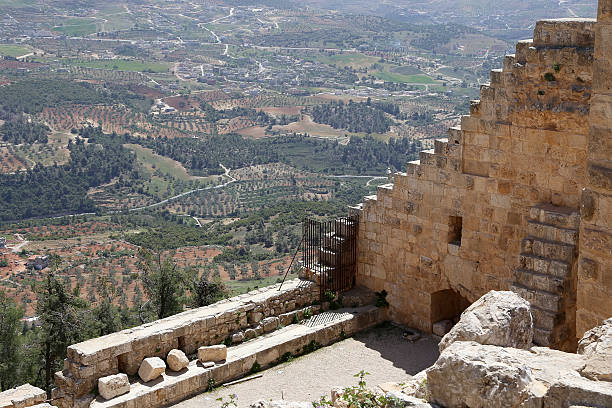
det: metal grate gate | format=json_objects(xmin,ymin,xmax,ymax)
[{"xmin": 302, "ymin": 215, "xmax": 359, "ymax": 299}]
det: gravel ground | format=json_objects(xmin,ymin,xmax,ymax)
[{"xmin": 173, "ymin": 323, "xmax": 440, "ymax": 408}]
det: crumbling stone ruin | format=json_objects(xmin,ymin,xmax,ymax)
[{"xmin": 350, "ymin": 3, "xmax": 612, "ymax": 352}]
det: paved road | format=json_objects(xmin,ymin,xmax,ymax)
[{"xmin": 173, "ymin": 324, "xmax": 439, "ymax": 408}]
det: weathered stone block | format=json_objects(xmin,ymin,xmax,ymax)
[
  {"xmin": 197, "ymin": 345, "xmax": 227, "ymax": 363},
  {"xmin": 98, "ymin": 374, "xmax": 129, "ymax": 400},
  {"xmin": 262, "ymin": 317, "xmax": 280, "ymax": 333},
  {"xmin": 138, "ymin": 357, "xmax": 165, "ymax": 383},
  {"xmin": 166, "ymin": 349, "xmax": 189, "ymax": 372}
]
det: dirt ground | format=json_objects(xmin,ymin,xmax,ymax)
[{"xmin": 173, "ymin": 324, "xmax": 440, "ymax": 408}]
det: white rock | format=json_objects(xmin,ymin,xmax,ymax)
[
  {"xmin": 577, "ymin": 318, "xmax": 612, "ymax": 382},
  {"xmin": 438, "ymin": 290, "xmax": 533, "ymax": 352},
  {"xmin": 138, "ymin": 357, "xmax": 166, "ymax": 382},
  {"xmin": 232, "ymin": 332, "xmax": 245, "ymax": 344},
  {"xmin": 98, "ymin": 373, "xmax": 130, "ymax": 400},
  {"xmin": 578, "ymin": 317, "xmax": 612, "ymax": 356},
  {"xmin": 427, "ymin": 341, "xmax": 536, "ymax": 408},
  {"xmin": 426, "ymin": 340, "xmax": 612, "ymax": 408},
  {"xmin": 166, "ymin": 349, "xmax": 189, "ymax": 372},
  {"xmin": 198, "ymin": 345, "xmax": 227, "ymax": 363}
]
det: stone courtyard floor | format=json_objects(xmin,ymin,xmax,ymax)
[{"xmin": 173, "ymin": 323, "xmax": 440, "ymax": 408}]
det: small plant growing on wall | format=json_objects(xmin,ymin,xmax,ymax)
[
  {"xmin": 375, "ymin": 290, "xmax": 389, "ymax": 308},
  {"xmin": 553, "ymin": 63, "xmax": 560, "ymax": 72}
]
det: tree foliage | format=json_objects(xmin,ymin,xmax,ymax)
[
  {"xmin": 310, "ymin": 101, "xmax": 392, "ymax": 133},
  {"xmin": 138, "ymin": 249, "xmax": 191, "ymax": 320},
  {"xmin": 0, "ymin": 291, "xmax": 23, "ymax": 391}
]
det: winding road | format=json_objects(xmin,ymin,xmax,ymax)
[{"xmin": 124, "ymin": 163, "xmax": 237, "ymax": 212}]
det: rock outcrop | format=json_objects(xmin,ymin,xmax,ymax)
[
  {"xmin": 438, "ymin": 291, "xmax": 533, "ymax": 352},
  {"xmin": 427, "ymin": 341, "xmax": 612, "ymax": 408}
]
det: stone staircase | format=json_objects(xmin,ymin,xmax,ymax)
[
  {"xmin": 301, "ymin": 217, "xmax": 358, "ymax": 286},
  {"xmin": 511, "ymin": 204, "xmax": 580, "ymax": 349}
]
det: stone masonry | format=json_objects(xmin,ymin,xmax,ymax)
[
  {"xmin": 351, "ymin": 9, "xmax": 611, "ymax": 351},
  {"xmin": 51, "ymin": 279, "xmax": 318, "ymax": 408}
]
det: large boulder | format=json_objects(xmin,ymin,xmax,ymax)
[
  {"xmin": 166, "ymin": 349, "xmax": 189, "ymax": 372},
  {"xmin": 426, "ymin": 341, "xmax": 612, "ymax": 408},
  {"xmin": 427, "ymin": 342, "xmax": 539, "ymax": 408},
  {"xmin": 138, "ymin": 357, "xmax": 166, "ymax": 383},
  {"xmin": 578, "ymin": 317, "xmax": 612, "ymax": 356},
  {"xmin": 98, "ymin": 373, "xmax": 130, "ymax": 400},
  {"xmin": 577, "ymin": 318, "xmax": 612, "ymax": 382},
  {"xmin": 438, "ymin": 291, "xmax": 533, "ymax": 353}
]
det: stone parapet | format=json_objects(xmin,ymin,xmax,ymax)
[
  {"xmin": 52, "ymin": 279, "xmax": 318, "ymax": 408},
  {"xmin": 534, "ymin": 19, "xmax": 596, "ymax": 48},
  {"xmin": 0, "ymin": 384, "xmax": 46, "ymax": 408}
]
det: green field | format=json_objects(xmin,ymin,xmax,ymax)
[
  {"xmin": 0, "ymin": 44, "xmax": 31, "ymax": 58},
  {"xmin": 225, "ymin": 273, "xmax": 297, "ymax": 296},
  {"xmin": 126, "ymin": 144, "xmax": 203, "ymax": 181},
  {"xmin": 65, "ymin": 59, "xmax": 169, "ymax": 73},
  {"xmin": 375, "ymin": 71, "xmax": 435, "ymax": 84},
  {"xmin": 53, "ymin": 18, "xmax": 98, "ymax": 37},
  {"xmin": 316, "ymin": 53, "xmax": 379, "ymax": 69}
]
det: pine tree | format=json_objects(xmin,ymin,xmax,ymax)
[
  {"xmin": 36, "ymin": 273, "xmax": 84, "ymax": 396},
  {"xmin": 0, "ymin": 291, "xmax": 23, "ymax": 391}
]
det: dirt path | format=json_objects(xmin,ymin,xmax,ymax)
[{"xmin": 173, "ymin": 324, "xmax": 439, "ymax": 408}]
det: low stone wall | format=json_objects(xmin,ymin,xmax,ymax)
[
  {"xmin": 0, "ymin": 384, "xmax": 46, "ymax": 408},
  {"xmin": 52, "ymin": 279, "xmax": 319, "ymax": 408}
]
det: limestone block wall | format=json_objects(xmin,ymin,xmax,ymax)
[
  {"xmin": 577, "ymin": 0, "xmax": 612, "ymax": 338},
  {"xmin": 52, "ymin": 279, "xmax": 318, "ymax": 408},
  {"xmin": 352, "ymin": 19, "xmax": 595, "ymax": 343}
]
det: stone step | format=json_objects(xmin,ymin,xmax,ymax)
[
  {"xmin": 517, "ymin": 253, "xmax": 571, "ymax": 278},
  {"xmin": 533, "ymin": 326, "xmax": 553, "ymax": 347},
  {"xmin": 521, "ymin": 237, "xmax": 575, "ymax": 263},
  {"xmin": 529, "ymin": 305, "xmax": 560, "ymax": 331},
  {"xmin": 469, "ymin": 100, "xmax": 481, "ymax": 116},
  {"xmin": 526, "ymin": 221, "xmax": 578, "ymax": 245},
  {"xmin": 89, "ymin": 305, "xmax": 385, "ymax": 408},
  {"xmin": 514, "ymin": 268, "xmax": 566, "ymax": 294},
  {"xmin": 322, "ymin": 232, "xmax": 347, "ymax": 248},
  {"xmin": 503, "ymin": 54, "xmax": 516, "ymax": 71},
  {"xmin": 490, "ymin": 68, "xmax": 503, "ymax": 86},
  {"xmin": 434, "ymin": 138, "xmax": 448, "ymax": 155},
  {"xmin": 510, "ymin": 283, "xmax": 562, "ymax": 313},
  {"xmin": 515, "ymin": 39, "xmax": 533, "ymax": 64},
  {"xmin": 528, "ymin": 204, "xmax": 580, "ymax": 230},
  {"xmin": 406, "ymin": 160, "xmax": 421, "ymax": 177},
  {"xmin": 448, "ymin": 126, "xmax": 462, "ymax": 145}
]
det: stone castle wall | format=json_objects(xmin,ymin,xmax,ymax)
[
  {"xmin": 352, "ymin": 13, "xmax": 611, "ymax": 350},
  {"xmin": 52, "ymin": 280, "xmax": 318, "ymax": 408},
  {"xmin": 577, "ymin": 0, "xmax": 612, "ymax": 338}
]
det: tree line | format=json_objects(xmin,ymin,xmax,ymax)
[
  {"xmin": 0, "ymin": 250, "xmax": 227, "ymax": 395},
  {"xmin": 309, "ymin": 100, "xmax": 392, "ymax": 134},
  {"xmin": 0, "ymin": 127, "xmax": 136, "ymax": 221}
]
